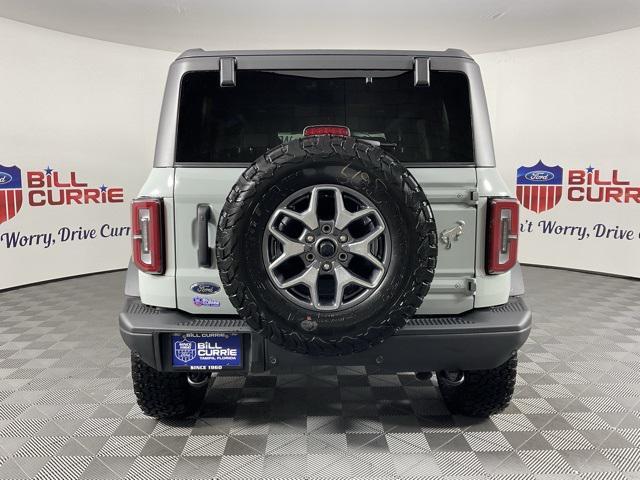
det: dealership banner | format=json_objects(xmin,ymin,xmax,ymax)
[
  {"xmin": 0, "ymin": 162, "xmax": 138, "ymax": 289},
  {"xmin": 506, "ymin": 159, "xmax": 640, "ymax": 278}
]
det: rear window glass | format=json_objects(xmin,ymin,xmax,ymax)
[{"xmin": 176, "ymin": 70, "xmax": 473, "ymax": 164}]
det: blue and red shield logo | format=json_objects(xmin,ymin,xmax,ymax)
[
  {"xmin": 516, "ymin": 160, "xmax": 563, "ymax": 213},
  {"xmin": 0, "ymin": 165, "xmax": 23, "ymax": 225}
]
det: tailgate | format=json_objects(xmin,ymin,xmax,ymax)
[{"xmin": 173, "ymin": 167, "xmax": 476, "ymax": 315}]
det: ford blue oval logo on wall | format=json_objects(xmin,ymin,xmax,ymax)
[
  {"xmin": 190, "ymin": 282, "xmax": 220, "ymax": 295},
  {"xmin": 524, "ymin": 170, "xmax": 554, "ymax": 182},
  {"xmin": 0, "ymin": 172, "xmax": 13, "ymax": 184}
]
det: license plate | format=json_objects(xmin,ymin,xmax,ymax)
[{"xmin": 171, "ymin": 333, "xmax": 242, "ymax": 370}]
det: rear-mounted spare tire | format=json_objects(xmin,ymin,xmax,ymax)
[{"xmin": 216, "ymin": 136, "xmax": 438, "ymax": 356}]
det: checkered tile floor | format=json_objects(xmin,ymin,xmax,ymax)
[{"xmin": 0, "ymin": 267, "xmax": 639, "ymax": 479}]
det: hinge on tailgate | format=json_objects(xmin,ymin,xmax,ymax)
[
  {"xmin": 429, "ymin": 278, "xmax": 477, "ymax": 296},
  {"xmin": 426, "ymin": 188, "xmax": 479, "ymax": 205},
  {"xmin": 219, "ymin": 57, "xmax": 237, "ymax": 87},
  {"xmin": 466, "ymin": 278, "xmax": 477, "ymax": 294}
]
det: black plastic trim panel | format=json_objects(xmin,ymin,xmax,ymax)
[{"xmin": 119, "ymin": 296, "xmax": 531, "ymax": 372}]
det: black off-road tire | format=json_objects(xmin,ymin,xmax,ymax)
[
  {"xmin": 437, "ymin": 355, "xmax": 518, "ymax": 417},
  {"xmin": 131, "ymin": 352, "xmax": 208, "ymax": 419},
  {"xmin": 216, "ymin": 135, "xmax": 438, "ymax": 356}
]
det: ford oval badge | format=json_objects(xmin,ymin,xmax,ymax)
[
  {"xmin": 190, "ymin": 282, "xmax": 220, "ymax": 295},
  {"xmin": 0, "ymin": 172, "xmax": 13, "ymax": 185},
  {"xmin": 524, "ymin": 170, "xmax": 554, "ymax": 182}
]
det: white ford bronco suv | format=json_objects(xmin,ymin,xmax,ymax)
[{"xmin": 120, "ymin": 49, "xmax": 531, "ymax": 419}]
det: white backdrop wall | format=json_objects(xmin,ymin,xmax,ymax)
[
  {"xmin": 0, "ymin": 18, "xmax": 173, "ymax": 289},
  {"xmin": 477, "ymin": 27, "xmax": 640, "ymax": 278}
]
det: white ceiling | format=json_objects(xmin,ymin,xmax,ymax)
[{"xmin": 1, "ymin": 0, "xmax": 640, "ymax": 54}]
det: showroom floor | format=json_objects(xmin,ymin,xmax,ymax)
[{"xmin": 0, "ymin": 267, "xmax": 639, "ymax": 479}]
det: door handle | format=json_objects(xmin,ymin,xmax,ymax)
[{"xmin": 197, "ymin": 205, "xmax": 211, "ymax": 267}]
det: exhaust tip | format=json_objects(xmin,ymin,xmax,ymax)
[
  {"xmin": 438, "ymin": 370, "xmax": 465, "ymax": 387},
  {"xmin": 187, "ymin": 372, "xmax": 211, "ymax": 389}
]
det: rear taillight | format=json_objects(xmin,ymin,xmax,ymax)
[
  {"xmin": 131, "ymin": 198, "xmax": 164, "ymax": 274},
  {"xmin": 486, "ymin": 198, "xmax": 519, "ymax": 275},
  {"xmin": 303, "ymin": 125, "xmax": 351, "ymax": 137}
]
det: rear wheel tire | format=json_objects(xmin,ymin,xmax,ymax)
[
  {"xmin": 131, "ymin": 352, "xmax": 209, "ymax": 419},
  {"xmin": 437, "ymin": 354, "xmax": 517, "ymax": 417},
  {"xmin": 216, "ymin": 136, "xmax": 437, "ymax": 356}
]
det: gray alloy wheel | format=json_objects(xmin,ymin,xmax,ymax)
[{"xmin": 262, "ymin": 184, "xmax": 390, "ymax": 311}]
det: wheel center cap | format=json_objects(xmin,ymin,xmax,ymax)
[{"xmin": 317, "ymin": 239, "xmax": 336, "ymax": 258}]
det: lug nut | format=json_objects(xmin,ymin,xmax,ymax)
[
  {"xmin": 321, "ymin": 225, "xmax": 332, "ymax": 233},
  {"xmin": 305, "ymin": 235, "xmax": 315, "ymax": 243},
  {"xmin": 322, "ymin": 262, "xmax": 332, "ymax": 271},
  {"xmin": 338, "ymin": 234, "xmax": 348, "ymax": 243},
  {"xmin": 305, "ymin": 253, "xmax": 315, "ymax": 261},
  {"xmin": 338, "ymin": 253, "xmax": 348, "ymax": 262}
]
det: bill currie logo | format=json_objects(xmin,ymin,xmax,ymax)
[
  {"xmin": 174, "ymin": 340, "xmax": 197, "ymax": 363},
  {"xmin": 516, "ymin": 162, "xmax": 640, "ymax": 213},
  {"xmin": 0, "ymin": 165, "xmax": 24, "ymax": 225},
  {"xmin": 0, "ymin": 164, "xmax": 125, "ymax": 225},
  {"xmin": 516, "ymin": 160, "xmax": 563, "ymax": 213}
]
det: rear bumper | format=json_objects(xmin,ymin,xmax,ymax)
[{"xmin": 119, "ymin": 296, "xmax": 531, "ymax": 373}]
